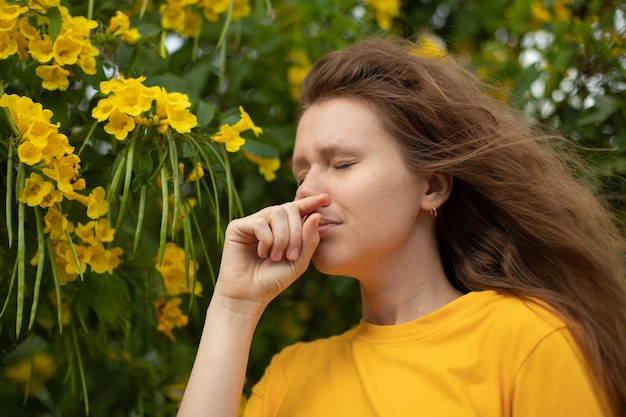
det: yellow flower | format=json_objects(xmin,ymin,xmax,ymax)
[
  {"xmin": 411, "ymin": 34, "xmax": 447, "ymax": 58},
  {"xmin": 104, "ymin": 110, "xmax": 136, "ymax": 140},
  {"xmin": 156, "ymin": 90, "xmax": 197, "ymax": 133},
  {"xmin": 42, "ymin": 132, "xmax": 74, "ymax": 163},
  {"xmin": 0, "ymin": 30, "xmax": 18, "ymax": 59},
  {"xmin": 74, "ymin": 219, "xmax": 115, "ymax": 245},
  {"xmin": 88, "ymin": 242, "xmax": 123, "ymax": 274},
  {"xmin": 53, "ymin": 242, "xmax": 78, "ymax": 285},
  {"xmin": 28, "ymin": 34, "xmax": 54, "ymax": 63},
  {"xmin": 182, "ymin": 162, "xmax": 204, "ymax": 182},
  {"xmin": 75, "ymin": 186, "xmax": 109, "ymax": 219},
  {"xmin": 155, "ymin": 298, "xmax": 189, "ymax": 341},
  {"xmin": 93, "ymin": 218, "xmax": 116, "ymax": 242},
  {"xmin": 107, "ymin": 11, "xmax": 141, "ymax": 45},
  {"xmin": 231, "ymin": 0, "xmax": 251, "ymax": 20},
  {"xmin": 211, "ymin": 106, "xmax": 262, "ymax": 152},
  {"xmin": 77, "ymin": 43, "xmax": 99, "ymax": 75},
  {"xmin": 39, "ymin": 188, "xmax": 63, "ymax": 208},
  {"xmin": 44, "ymin": 207, "xmax": 70, "ymax": 240},
  {"xmin": 40, "ymin": 154, "xmax": 81, "ymax": 194},
  {"xmin": 105, "ymin": 76, "xmax": 155, "ymax": 116},
  {"xmin": 36, "ymin": 64, "xmax": 71, "ymax": 91},
  {"xmin": 4, "ymin": 352, "xmax": 56, "ymax": 395},
  {"xmin": 17, "ymin": 141, "xmax": 43, "ymax": 165},
  {"xmin": 156, "ymin": 242, "xmax": 202, "ymax": 297},
  {"xmin": 211, "ymin": 124, "xmax": 246, "ymax": 152},
  {"xmin": 23, "ymin": 117, "xmax": 56, "ymax": 147},
  {"xmin": 364, "ymin": 0, "xmax": 400, "ymax": 31},
  {"xmin": 27, "ymin": 0, "xmax": 60, "ymax": 14},
  {"xmin": 63, "ymin": 243, "xmax": 90, "ymax": 275},
  {"xmin": 91, "ymin": 96, "xmax": 116, "ymax": 122},
  {"xmin": 234, "ymin": 106, "xmax": 262, "ymax": 137},
  {"xmin": 74, "ymin": 220, "xmax": 96, "ymax": 245},
  {"xmin": 243, "ymin": 152, "xmax": 280, "ymax": 182},
  {"xmin": 18, "ymin": 172, "xmax": 55, "ymax": 207},
  {"xmin": 51, "ymin": 33, "xmax": 82, "ymax": 66}
]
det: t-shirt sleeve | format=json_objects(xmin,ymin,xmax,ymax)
[
  {"xmin": 242, "ymin": 351, "xmax": 288, "ymax": 417},
  {"xmin": 511, "ymin": 328, "xmax": 613, "ymax": 417}
]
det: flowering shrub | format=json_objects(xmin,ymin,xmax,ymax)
[{"xmin": 1, "ymin": 0, "xmax": 624, "ymax": 415}]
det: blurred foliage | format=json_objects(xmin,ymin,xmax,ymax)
[{"xmin": 0, "ymin": 0, "xmax": 624, "ymax": 415}]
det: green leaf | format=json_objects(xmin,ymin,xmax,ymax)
[
  {"xmin": 196, "ymin": 100, "xmax": 217, "ymax": 127},
  {"xmin": 577, "ymin": 96, "xmax": 620, "ymax": 126},
  {"xmin": 242, "ymin": 138, "xmax": 280, "ymax": 159},
  {"xmin": 46, "ymin": 7, "xmax": 63, "ymax": 43},
  {"xmin": 131, "ymin": 150, "xmax": 154, "ymax": 193}
]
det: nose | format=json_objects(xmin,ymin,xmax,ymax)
[{"xmin": 295, "ymin": 169, "xmax": 324, "ymax": 201}]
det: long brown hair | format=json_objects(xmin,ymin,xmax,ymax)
[{"xmin": 299, "ymin": 37, "xmax": 626, "ymax": 414}]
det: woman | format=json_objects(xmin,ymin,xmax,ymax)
[{"xmin": 178, "ymin": 38, "xmax": 626, "ymax": 416}]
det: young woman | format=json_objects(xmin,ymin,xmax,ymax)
[{"xmin": 178, "ymin": 38, "xmax": 626, "ymax": 416}]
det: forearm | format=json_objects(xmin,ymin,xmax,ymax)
[{"xmin": 177, "ymin": 296, "xmax": 263, "ymax": 417}]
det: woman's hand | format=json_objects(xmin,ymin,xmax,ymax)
[{"xmin": 213, "ymin": 194, "xmax": 329, "ymax": 315}]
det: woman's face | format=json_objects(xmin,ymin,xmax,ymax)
[{"xmin": 293, "ymin": 97, "xmax": 435, "ymax": 280}]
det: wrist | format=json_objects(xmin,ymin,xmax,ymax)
[{"xmin": 207, "ymin": 292, "xmax": 266, "ymax": 329}]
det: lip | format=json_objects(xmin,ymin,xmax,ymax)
[{"xmin": 317, "ymin": 218, "xmax": 339, "ymax": 235}]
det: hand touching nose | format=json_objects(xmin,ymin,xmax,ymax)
[{"xmin": 214, "ymin": 194, "xmax": 329, "ymax": 310}]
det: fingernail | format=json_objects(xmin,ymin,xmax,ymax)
[{"xmin": 288, "ymin": 248, "xmax": 299, "ymax": 260}]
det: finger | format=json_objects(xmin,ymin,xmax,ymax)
[
  {"xmin": 292, "ymin": 194, "xmax": 329, "ymax": 217},
  {"xmin": 268, "ymin": 206, "xmax": 290, "ymax": 262},
  {"xmin": 284, "ymin": 203, "xmax": 304, "ymax": 261},
  {"xmin": 297, "ymin": 213, "xmax": 321, "ymax": 267},
  {"xmin": 251, "ymin": 218, "xmax": 274, "ymax": 259}
]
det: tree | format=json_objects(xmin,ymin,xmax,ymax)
[{"xmin": 0, "ymin": 0, "xmax": 623, "ymax": 415}]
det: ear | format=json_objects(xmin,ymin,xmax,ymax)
[{"xmin": 420, "ymin": 171, "xmax": 453, "ymax": 212}]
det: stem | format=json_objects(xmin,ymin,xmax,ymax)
[
  {"xmin": 133, "ymin": 185, "xmax": 147, "ymax": 252},
  {"xmin": 6, "ymin": 143, "xmax": 13, "ymax": 247},
  {"xmin": 28, "ymin": 207, "xmax": 46, "ymax": 330},
  {"xmin": 115, "ymin": 132, "xmax": 137, "ymax": 232}
]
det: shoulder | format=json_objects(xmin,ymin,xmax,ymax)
[{"xmin": 467, "ymin": 290, "xmax": 567, "ymax": 334}]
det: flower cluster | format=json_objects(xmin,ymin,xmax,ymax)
[
  {"xmin": 211, "ymin": 106, "xmax": 262, "ymax": 152},
  {"xmin": 363, "ymin": 0, "xmax": 401, "ymax": 31},
  {"xmin": 411, "ymin": 34, "xmax": 447, "ymax": 59},
  {"xmin": 154, "ymin": 242, "xmax": 203, "ymax": 340},
  {"xmin": 4, "ymin": 352, "xmax": 56, "ymax": 395},
  {"xmin": 159, "ymin": 0, "xmax": 252, "ymax": 38},
  {"xmin": 286, "ymin": 50, "xmax": 312, "ymax": 101},
  {"xmin": 91, "ymin": 75, "xmax": 198, "ymax": 140},
  {"xmin": 0, "ymin": 1, "xmax": 99, "ymax": 91},
  {"xmin": 0, "ymin": 94, "xmax": 123, "ymax": 284},
  {"xmin": 106, "ymin": 11, "xmax": 141, "ymax": 45}
]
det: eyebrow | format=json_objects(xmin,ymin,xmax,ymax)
[{"xmin": 291, "ymin": 143, "xmax": 361, "ymax": 173}]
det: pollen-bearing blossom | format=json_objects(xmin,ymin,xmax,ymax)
[
  {"xmin": 243, "ymin": 151, "xmax": 280, "ymax": 182},
  {"xmin": 160, "ymin": 0, "xmax": 251, "ymax": 38},
  {"xmin": 154, "ymin": 89, "xmax": 197, "ymax": 134},
  {"xmin": 35, "ymin": 64, "xmax": 71, "ymax": 91},
  {"xmin": 155, "ymin": 242, "xmax": 202, "ymax": 297},
  {"xmin": 155, "ymin": 298, "xmax": 189, "ymax": 341},
  {"xmin": 0, "ymin": 2, "xmax": 99, "ymax": 89},
  {"xmin": 19, "ymin": 172, "xmax": 55, "ymax": 207},
  {"xmin": 211, "ymin": 106, "xmax": 262, "ymax": 152},
  {"xmin": 364, "ymin": 0, "xmax": 400, "ymax": 31},
  {"xmin": 92, "ymin": 76, "xmax": 197, "ymax": 139},
  {"xmin": 106, "ymin": 11, "xmax": 141, "ymax": 45}
]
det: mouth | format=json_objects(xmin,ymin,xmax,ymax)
[{"xmin": 317, "ymin": 218, "xmax": 339, "ymax": 235}]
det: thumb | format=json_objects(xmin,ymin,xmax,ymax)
[{"xmin": 295, "ymin": 213, "xmax": 321, "ymax": 269}]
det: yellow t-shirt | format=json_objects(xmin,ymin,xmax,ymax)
[{"xmin": 243, "ymin": 290, "xmax": 612, "ymax": 417}]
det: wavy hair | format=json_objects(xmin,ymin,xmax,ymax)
[{"xmin": 299, "ymin": 37, "xmax": 626, "ymax": 414}]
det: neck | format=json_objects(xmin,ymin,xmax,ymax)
[{"xmin": 359, "ymin": 268, "xmax": 462, "ymax": 326}]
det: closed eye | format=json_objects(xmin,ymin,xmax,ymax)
[{"xmin": 332, "ymin": 161, "xmax": 355, "ymax": 170}]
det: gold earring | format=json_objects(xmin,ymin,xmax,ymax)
[{"xmin": 429, "ymin": 207, "xmax": 438, "ymax": 218}]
